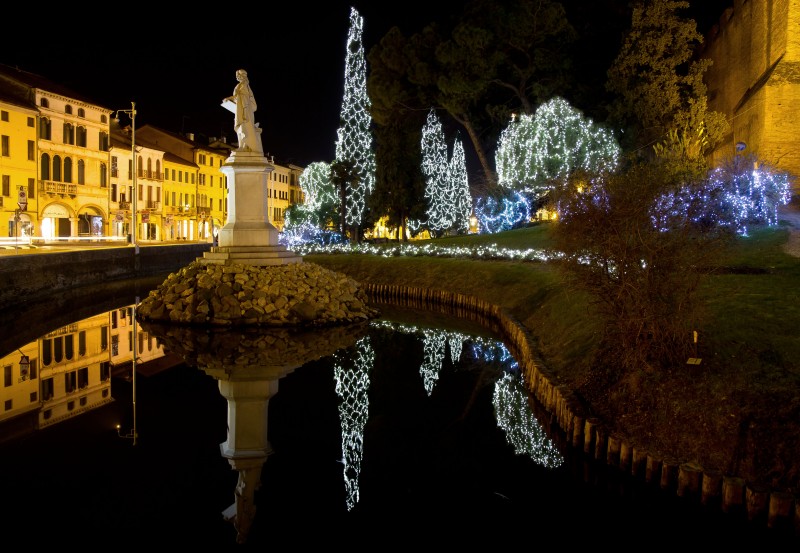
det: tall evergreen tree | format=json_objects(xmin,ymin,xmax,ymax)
[
  {"xmin": 421, "ymin": 108, "xmax": 452, "ymax": 234},
  {"xmin": 367, "ymin": 26, "xmax": 428, "ymax": 241},
  {"xmin": 335, "ymin": 7, "xmax": 377, "ymax": 233},
  {"xmin": 450, "ymin": 136, "xmax": 472, "ymax": 233}
]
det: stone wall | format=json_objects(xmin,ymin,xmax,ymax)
[
  {"xmin": 702, "ymin": 0, "xmax": 800, "ymax": 195},
  {"xmin": 0, "ymin": 243, "xmax": 210, "ymax": 310}
]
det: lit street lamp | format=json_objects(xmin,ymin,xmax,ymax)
[{"xmin": 114, "ymin": 102, "xmax": 138, "ymax": 254}]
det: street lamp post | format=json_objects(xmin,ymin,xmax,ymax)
[{"xmin": 114, "ymin": 102, "xmax": 138, "ymax": 254}]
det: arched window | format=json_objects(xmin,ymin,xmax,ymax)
[
  {"xmin": 40, "ymin": 153, "xmax": 50, "ymax": 180},
  {"xmin": 40, "ymin": 98, "xmax": 49, "ymax": 108},
  {"xmin": 100, "ymin": 163, "xmax": 107, "ymax": 188},
  {"xmin": 39, "ymin": 117, "xmax": 51, "ymax": 140},
  {"xmin": 63, "ymin": 122, "xmax": 75, "ymax": 145},
  {"xmin": 77, "ymin": 160, "xmax": 85, "ymax": 184},
  {"xmin": 76, "ymin": 126, "xmax": 87, "ymax": 147},
  {"xmin": 137, "ymin": 155, "xmax": 144, "ymax": 178},
  {"xmin": 64, "ymin": 157, "xmax": 73, "ymax": 183},
  {"xmin": 147, "ymin": 158, "xmax": 153, "ymax": 178},
  {"xmin": 100, "ymin": 114, "xmax": 107, "ymax": 124},
  {"xmin": 65, "ymin": 105, "xmax": 73, "ymax": 115},
  {"xmin": 77, "ymin": 108, "xmax": 85, "ymax": 118},
  {"xmin": 99, "ymin": 131, "xmax": 109, "ymax": 152},
  {"xmin": 53, "ymin": 155, "xmax": 62, "ymax": 182},
  {"xmin": 156, "ymin": 159, "xmax": 161, "ymax": 179}
]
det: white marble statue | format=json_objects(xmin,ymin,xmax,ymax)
[{"xmin": 222, "ymin": 69, "xmax": 263, "ymax": 153}]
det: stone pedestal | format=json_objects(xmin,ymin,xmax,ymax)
[{"xmin": 199, "ymin": 150, "xmax": 302, "ymax": 266}]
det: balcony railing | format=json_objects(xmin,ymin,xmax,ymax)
[
  {"xmin": 137, "ymin": 171, "xmax": 164, "ymax": 181},
  {"xmin": 39, "ymin": 180, "xmax": 77, "ymax": 195},
  {"xmin": 146, "ymin": 200, "xmax": 161, "ymax": 210},
  {"xmin": 111, "ymin": 168, "xmax": 119, "ymax": 178},
  {"xmin": 197, "ymin": 206, "xmax": 211, "ymax": 216},
  {"xmin": 118, "ymin": 201, "xmax": 131, "ymax": 210}
]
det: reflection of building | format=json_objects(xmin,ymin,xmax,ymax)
[
  {"xmin": 703, "ymin": 1, "xmax": 800, "ymax": 196},
  {"xmin": 38, "ymin": 312, "xmax": 113, "ymax": 428},
  {"xmin": 0, "ymin": 303, "xmax": 177, "ymax": 442}
]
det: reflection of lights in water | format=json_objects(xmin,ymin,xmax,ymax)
[
  {"xmin": 471, "ymin": 341, "xmax": 518, "ymax": 372},
  {"xmin": 448, "ymin": 334, "xmax": 464, "ymax": 364},
  {"xmin": 493, "ymin": 373, "xmax": 563, "ymax": 469},
  {"xmin": 421, "ymin": 331, "xmax": 446, "ymax": 396},
  {"xmin": 333, "ymin": 336, "xmax": 373, "ymax": 511}
]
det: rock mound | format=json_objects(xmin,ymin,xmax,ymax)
[{"xmin": 136, "ymin": 260, "xmax": 379, "ymax": 326}]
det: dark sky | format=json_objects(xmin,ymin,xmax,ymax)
[{"xmin": 1, "ymin": 1, "xmax": 731, "ymax": 168}]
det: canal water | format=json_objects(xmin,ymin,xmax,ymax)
[{"xmin": 0, "ymin": 278, "xmax": 794, "ymax": 547}]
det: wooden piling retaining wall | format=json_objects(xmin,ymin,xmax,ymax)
[{"xmin": 364, "ymin": 282, "xmax": 800, "ymax": 538}]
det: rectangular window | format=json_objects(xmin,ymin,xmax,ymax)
[
  {"xmin": 2, "ymin": 175, "xmax": 9, "ymax": 196},
  {"xmin": 79, "ymin": 330, "xmax": 86, "ymax": 356},
  {"xmin": 29, "ymin": 359, "xmax": 37, "ymax": 379},
  {"xmin": 42, "ymin": 378, "xmax": 54, "ymax": 400},
  {"xmin": 65, "ymin": 371, "xmax": 76, "ymax": 394},
  {"xmin": 27, "ymin": 116, "xmax": 34, "ymax": 127},
  {"xmin": 101, "ymin": 326, "xmax": 108, "ymax": 350},
  {"xmin": 30, "ymin": 391, "xmax": 37, "ymax": 402},
  {"xmin": 28, "ymin": 178, "xmax": 34, "ymax": 199},
  {"xmin": 27, "ymin": 140, "xmax": 34, "ymax": 161},
  {"xmin": 4, "ymin": 399, "xmax": 11, "ymax": 411},
  {"xmin": 0, "ymin": 110, "xmax": 8, "ymax": 121},
  {"xmin": 100, "ymin": 361, "xmax": 110, "ymax": 381},
  {"xmin": 3, "ymin": 365, "xmax": 11, "ymax": 387},
  {"xmin": 1, "ymin": 135, "xmax": 9, "ymax": 156},
  {"xmin": 78, "ymin": 367, "xmax": 88, "ymax": 389}
]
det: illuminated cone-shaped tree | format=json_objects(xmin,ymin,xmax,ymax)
[
  {"xmin": 449, "ymin": 136, "xmax": 472, "ymax": 233},
  {"xmin": 421, "ymin": 108, "xmax": 452, "ymax": 235},
  {"xmin": 335, "ymin": 7, "xmax": 376, "ymax": 240},
  {"xmin": 333, "ymin": 336, "xmax": 374, "ymax": 511}
]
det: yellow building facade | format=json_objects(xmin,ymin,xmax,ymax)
[{"xmin": 703, "ymin": 0, "xmax": 800, "ymax": 196}]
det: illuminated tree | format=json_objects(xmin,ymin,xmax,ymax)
[
  {"xmin": 335, "ymin": 7, "xmax": 376, "ymax": 233},
  {"xmin": 449, "ymin": 136, "xmax": 472, "ymax": 232},
  {"xmin": 421, "ymin": 108, "xmax": 452, "ymax": 234},
  {"xmin": 299, "ymin": 162, "xmax": 337, "ymax": 214},
  {"xmin": 495, "ymin": 96, "xmax": 620, "ymax": 199}
]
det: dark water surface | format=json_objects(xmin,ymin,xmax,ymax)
[{"xmin": 0, "ymin": 279, "xmax": 795, "ymax": 548}]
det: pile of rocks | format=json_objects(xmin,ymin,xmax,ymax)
[{"xmin": 136, "ymin": 260, "xmax": 379, "ymax": 326}]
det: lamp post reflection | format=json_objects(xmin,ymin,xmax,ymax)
[{"xmin": 116, "ymin": 296, "xmax": 139, "ymax": 445}]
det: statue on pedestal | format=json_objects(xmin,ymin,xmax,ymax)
[{"xmin": 222, "ymin": 69, "xmax": 263, "ymax": 153}]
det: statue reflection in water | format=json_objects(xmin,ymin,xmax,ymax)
[{"xmin": 139, "ymin": 320, "xmax": 370, "ymax": 544}]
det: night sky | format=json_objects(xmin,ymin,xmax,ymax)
[{"xmin": 1, "ymin": 1, "xmax": 731, "ymax": 168}]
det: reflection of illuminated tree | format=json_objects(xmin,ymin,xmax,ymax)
[
  {"xmin": 333, "ymin": 336, "xmax": 374, "ymax": 511},
  {"xmin": 471, "ymin": 342, "xmax": 518, "ymax": 373},
  {"xmin": 420, "ymin": 330, "xmax": 446, "ymax": 396},
  {"xmin": 448, "ymin": 333, "xmax": 465, "ymax": 364},
  {"xmin": 493, "ymin": 373, "xmax": 563, "ymax": 469}
]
